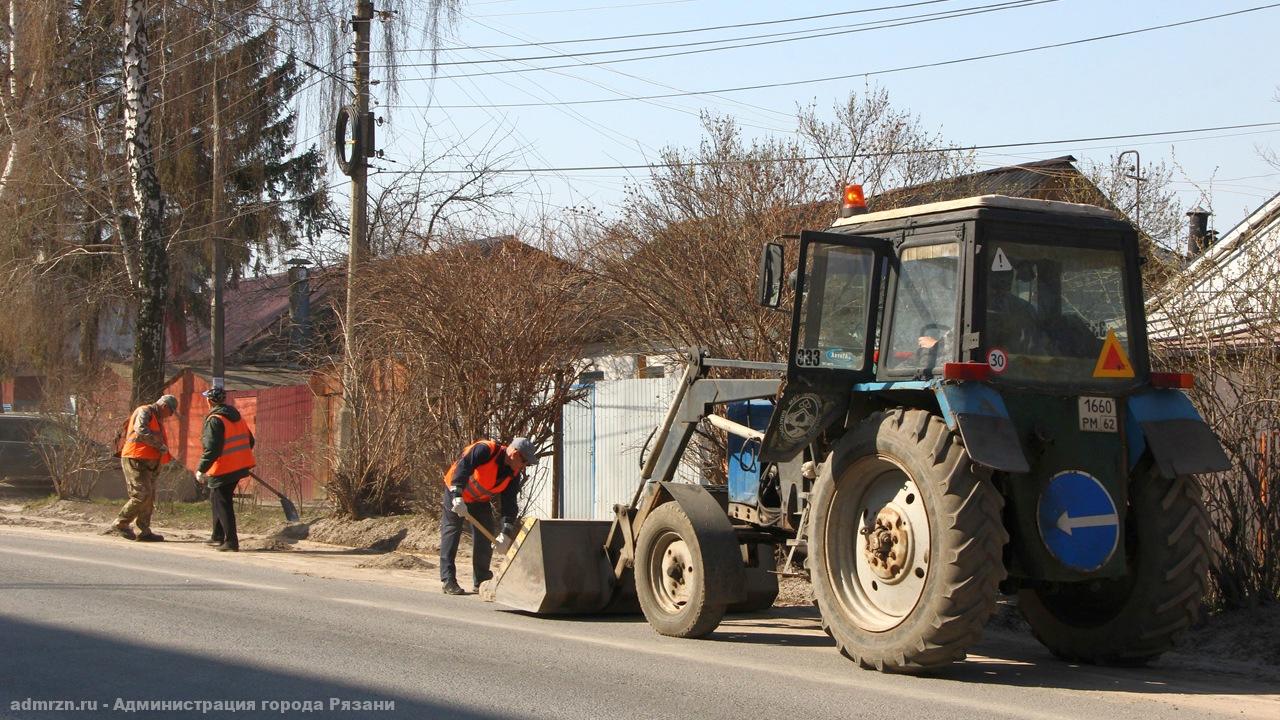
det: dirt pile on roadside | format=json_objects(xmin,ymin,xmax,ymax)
[
  {"xmin": 306, "ymin": 514, "xmax": 440, "ymax": 554},
  {"xmin": 28, "ymin": 499, "xmax": 110, "ymax": 526},
  {"xmin": 239, "ymin": 536, "xmax": 295, "ymax": 552},
  {"xmin": 259, "ymin": 522, "xmax": 311, "ymax": 542},
  {"xmin": 1176, "ymin": 603, "xmax": 1280, "ymax": 668},
  {"xmin": 355, "ymin": 552, "xmax": 436, "ymax": 571}
]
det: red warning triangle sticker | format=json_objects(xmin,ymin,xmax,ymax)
[{"xmin": 1092, "ymin": 330, "xmax": 1134, "ymax": 378}]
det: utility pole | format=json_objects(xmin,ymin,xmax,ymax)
[
  {"xmin": 210, "ymin": 49, "xmax": 225, "ymax": 392},
  {"xmin": 338, "ymin": 0, "xmax": 374, "ymax": 456},
  {"xmin": 1119, "ymin": 149, "xmax": 1141, "ymax": 234}
]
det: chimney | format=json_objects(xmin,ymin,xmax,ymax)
[
  {"xmin": 287, "ymin": 259, "xmax": 311, "ymax": 359},
  {"xmin": 1186, "ymin": 207, "xmax": 1212, "ymax": 257}
]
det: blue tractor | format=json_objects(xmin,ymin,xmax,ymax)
[{"xmin": 487, "ymin": 194, "xmax": 1230, "ymax": 672}]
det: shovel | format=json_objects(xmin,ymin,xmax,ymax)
[
  {"xmin": 459, "ymin": 510, "xmax": 519, "ymax": 555},
  {"xmin": 461, "ymin": 511, "xmax": 498, "ymax": 544},
  {"xmin": 247, "ymin": 471, "xmax": 301, "ymax": 523}
]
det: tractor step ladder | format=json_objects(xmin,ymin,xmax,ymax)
[{"xmin": 775, "ymin": 491, "xmax": 811, "ymax": 577}]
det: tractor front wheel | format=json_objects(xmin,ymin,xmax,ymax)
[
  {"xmin": 634, "ymin": 502, "xmax": 729, "ymax": 638},
  {"xmin": 1017, "ymin": 467, "xmax": 1210, "ymax": 665},
  {"xmin": 810, "ymin": 409, "xmax": 1007, "ymax": 672}
]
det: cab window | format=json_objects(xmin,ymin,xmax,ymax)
[
  {"xmin": 884, "ymin": 243, "xmax": 959, "ymax": 375},
  {"xmin": 796, "ymin": 244, "xmax": 874, "ymax": 370},
  {"xmin": 983, "ymin": 240, "xmax": 1131, "ymax": 383}
]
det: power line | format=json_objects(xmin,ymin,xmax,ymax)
[
  {"xmin": 470, "ymin": 0, "xmax": 700, "ymax": 19},
  {"xmin": 389, "ymin": 4, "xmax": 1280, "ymax": 108},
  {"xmin": 370, "ymin": 121, "xmax": 1280, "ymax": 175},
  {"xmin": 386, "ymin": 0, "xmax": 954, "ymax": 52},
  {"xmin": 458, "ymin": 16, "xmax": 793, "ymax": 130},
  {"xmin": 380, "ymin": 0, "xmax": 1054, "ymax": 71}
]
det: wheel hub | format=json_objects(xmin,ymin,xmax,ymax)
[
  {"xmin": 862, "ymin": 507, "xmax": 913, "ymax": 584},
  {"xmin": 658, "ymin": 539, "xmax": 694, "ymax": 610}
]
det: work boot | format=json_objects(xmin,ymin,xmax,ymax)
[
  {"xmin": 135, "ymin": 532, "xmax": 165, "ymax": 542},
  {"xmin": 442, "ymin": 580, "xmax": 466, "ymax": 596},
  {"xmin": 107, "ymin": 524, "xmax": 136, "ymax": 541},
  {"xmin": 217, "ymin": 543, "xmax": 239, "ymax": 552}
]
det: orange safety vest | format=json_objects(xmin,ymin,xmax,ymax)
[
  {"xmin": 207, "ymin": 414, "xmax": 256, "ymax": 476},
  {"xmin": 442, "ymin": 440, "xmax": 512, "ymax": 503},
  {"xmin": 120, "ymin": 405, "xmax": 172, "ymax": 463}
]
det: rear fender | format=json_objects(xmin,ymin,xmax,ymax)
[
  {"xmin": 1125, "ymin": 390, "xmax": 1230, "ymax": 477},
  {"xmin": 932, "ymin": 382, "xmax": 1031, "ymax": 473}
]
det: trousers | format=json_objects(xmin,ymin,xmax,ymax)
[
  {"xmin": 439, "ymin": 491, "xmax": 494, "ymax": 587},
  {"xmin": 209, "ymin": 480, "xmax": 239, "ymax": 548},
  {"xmin": 115, "ymin": 458, "xmax": 159, "ymax": 531}
]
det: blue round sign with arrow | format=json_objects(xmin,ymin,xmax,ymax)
[{"xmin": 1037, "ymin": 470, "xmax": 1120, "ymax": 572}]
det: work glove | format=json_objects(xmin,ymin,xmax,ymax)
[
  {"xmin": 494, "ymin": 522, "xmax": 517, "ymax": 555},
  {"xmin": 450, "ymin": 494, "xmax": 469, "ymax": 518},
  {"xmin": 195, "ymin": 471, "xmax": 208, "ymax": 485}
]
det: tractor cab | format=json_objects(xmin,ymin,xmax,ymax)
[{"xmin": 761, "ymin": 193, "xmax": 1149, "ymax": 391}]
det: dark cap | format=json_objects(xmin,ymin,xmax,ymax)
[{"xmin": 510, "ymin": 437, "xmax": 539, "ymax": 466}]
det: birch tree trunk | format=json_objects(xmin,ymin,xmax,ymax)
[
  {"xmin": 0, "ymin": 0, "xmax": 20, "ymax": 203},
  {"xmin": 123, "ymin": 0, "xmax": 167, "ymax": 406}
]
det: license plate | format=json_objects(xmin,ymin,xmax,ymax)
[{"xmin": 1078, "ymin": 396, "xmax": 1118, "ymax": 433}]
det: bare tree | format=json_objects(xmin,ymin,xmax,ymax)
[
  {"xmin": 35, "ymin": 383, "xmax": 119, "ymax": 500},
  {"xmin": 1257, "ymin": 86, "xmax": 1280, "ymax": 172},
  {"xmin": 797, "ymin": 86, "xmax": 976, "ymax": 207},
  {"xmin": 577, "ymin": 92, "xmax": 973, "ymax": 365},
  {"xmin": 328, "ymin": 233, "xmax": 596, "ymax": 517},
  {"xmin": 1149, "ymin": 239, "xmax": 1280, "ymax": 607},
  {"xmin": 1063, "ymin": 154, "xmax": 1190, "ymax": 291},
  {"xmin": 574, "ymin": 114, "xmax": 825, "ymax": 364}
]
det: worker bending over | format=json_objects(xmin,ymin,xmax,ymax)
[{"xmin": 439, "ymin": 437, "xmax": 537, "ymax": 595}]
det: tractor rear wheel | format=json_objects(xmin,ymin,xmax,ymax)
[
  {"xmin": 1017, "ymin": 467, "xmax": 1210, "ymax": 665},
  {"xmin": 810, "ymin": 409, "xmax": 1007, "ymax": 672},
  {"xmin": 634, "ymin": 502, "xmax": 729, "ymax": 638}
]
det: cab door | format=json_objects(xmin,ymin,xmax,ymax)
[{"xmin": 761, "ymin": 230, "xmax": 890, "ymax": 462}]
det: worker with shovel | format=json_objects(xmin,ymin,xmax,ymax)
[
  {"xmin": 194, "ymin": 386, "xmax": 256, "ymax": 552},
  {"xmin": 440, "ymin": 437, "xmax": 537, "ymax": 595},
  {"xmin": 108, "ymin": 394, "xmax": 180, "ymax": 542}
]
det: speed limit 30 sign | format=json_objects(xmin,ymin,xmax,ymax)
[{"xmin": 987, "ymin": 347, "xmax": 1009, "ymax": 374}]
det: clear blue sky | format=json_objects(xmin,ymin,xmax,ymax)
[{"xmin": 346, "ymin": 0, "xmax": 1279, "ymax": 239}]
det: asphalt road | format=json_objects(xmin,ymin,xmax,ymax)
[{"xmin": 1, "ymin": 525, "xmax": 1276, "ymax": 720}]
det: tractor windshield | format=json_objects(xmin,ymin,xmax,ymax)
[{"xmin": 983, "ymin": 240, "xmax": 1134, "ymax": 385}]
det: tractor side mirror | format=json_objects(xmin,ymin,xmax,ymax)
[{"xmin": 757, "ymin": 242, "xmax": 785, "ymax": 309}]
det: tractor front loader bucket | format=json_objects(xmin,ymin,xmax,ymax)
[{"xmin": 484, "ymin": 518, "xmax": 638, "ymax": 614}]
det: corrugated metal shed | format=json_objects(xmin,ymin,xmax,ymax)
[
  {"xmin": 519, "ymin": 464, "xmax": 556, "ymax": 520},
  {"xmin": 560, "ymin": 386, "xmax": 596, "ymax": 518},
  {"xmin": 559, "ymin": 377, "xmax": 700, "ymax": 520}
]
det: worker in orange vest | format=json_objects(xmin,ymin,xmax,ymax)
[
  {"xmin": 439, "ymin": 437, "xmax": 537, "ymax": 595},
  {"xmin": 109, "ymin": 394, "xmax": 179, "ymax": 541},
  {"xmin": 193, "ymin": 386, "xmax": 255, "ymax": 552}
]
